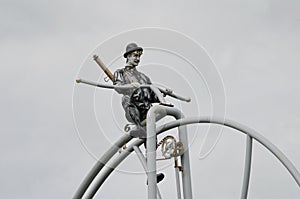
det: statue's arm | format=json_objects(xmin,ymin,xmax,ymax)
[
  {"xmin": 145, "ymin": 75, "xmax": 152, "ymax": 85},
  {"xmin": 113, "ymin": 69, "xmax": 126, "ymax": 94},
  {"xmin": 113, "ymin": 69, "xmax": 123, "ymax": 85}
]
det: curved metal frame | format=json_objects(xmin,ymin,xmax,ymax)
[
  {"xmin": 146, "ymin": 106, "xmax": 192, "ymax": 199},
  {"xmin": 74, "ymin": 115, "xmax": 300, "ymax": 199}
]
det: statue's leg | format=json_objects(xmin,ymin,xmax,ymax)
[
  {"xmin": 126, "ymin": 105, "xmax": 141, "ymax": 125},
  {"xmin": 126, "ymin": 105, "xmax": 146, "ymax": 138}
]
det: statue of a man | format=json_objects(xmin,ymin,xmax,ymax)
[
  {"xmin": 113, "ymin": 43, "xmax": 165, "ymax": 183},
  {"xmin": 113, "ymin": 43, "xmax": 159, "ymax": 138}
]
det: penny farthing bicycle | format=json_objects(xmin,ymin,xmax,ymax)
[{"xmin": 73, "ymin": 72, "xmax": 300, "ymax": 199}]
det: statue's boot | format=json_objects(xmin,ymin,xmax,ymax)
[
  {"xmin": 130, "ymin": 126, "xmax": 146, "ymax": 138},
  {"xmin": 128, "ymin": 109, "xmax": 147, "ymax": 138}
]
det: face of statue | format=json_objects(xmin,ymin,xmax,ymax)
[{"xmin": 127, "ymin": 51, "xmax": 141, "ymax": 67}]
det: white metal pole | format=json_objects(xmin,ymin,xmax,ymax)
[
  {"xmin": 241, "ymin": 135, "xmax": 253, "ymax": 199},
  {"xmin": 133, "ymin": 146, "xmax": 162, "ymax": 199},
  {"xmin": 174, "ymin": 157, "xmax": 182, "ymax": 199}
]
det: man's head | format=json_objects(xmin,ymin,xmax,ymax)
[
  {"xmin": 124, "ymin": 43, "xmax": 143, "ymax": 66},
  {"xmin": 126, "ymin": 50, "xmax": 142, "ymax": 66}
]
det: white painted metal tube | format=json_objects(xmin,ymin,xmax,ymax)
[
  {"xmin": 166, "ymin": 108, "xmax": 193, "ymax": 199},
  {"xmin": 156, "ymin": 117, "xmax": 300, "ymax": 187},
  {"xmin": 241, "ymin": 135, "xmax": 253, "ymax": 199},
  {"xmin": 84, "ymin": 139, "xmax": 144, "ymax": 198},
  {"xmin": 74, "ymin": 114, "xmax": 165, "ymax": 198},
  {"xmin": 73, "ymin": 134, "xmax": 132, "ymax": 199},
  {"xmin": 174, "ymin": 157, "xmax": 182, "ymax": 199},
  {"xmin": 75, "ymin": 116, "xmax": 300, "ymax": 198},
  {"xmin": 76, "ymin": 78, "xmax": 115, "ymax": 89},
  {"xmin": 133, "ymin": 146, "xmax": 162, "ymax": 199},
  {"xmin": 76, "ymin": 78, "xmax": 191, "ymax": 102},
  {"xmin": 146, "ymin": 105, "xmax": 193, "ymax": 199},
  {"xmin": 146, "ymin": 107, "xmax": 161, "ymax": 199}
]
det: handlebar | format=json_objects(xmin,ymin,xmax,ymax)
[{"xmin": 76, "ymin": 78, "xmax": 191, "ymax": 103}]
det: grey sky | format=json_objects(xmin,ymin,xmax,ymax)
[{"xmin": 1, "ymin": 0, "xmax": 299, "ymax": 198}]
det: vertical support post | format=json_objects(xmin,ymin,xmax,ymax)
[
  {"xmin": 241, "ymin": 135, "xmax": 253, "ymax": 199},
  {"xmin": 174, "ymin": 157, "xmax": 182, "ymax": 199},
  {"xmin": 146, "ymin": 107, "xmax": 161, "ymax": 199},
  {"xmin": 133, "ymin": 146, "xmax": 162, "ymax": 199},
  {"xmin": 146, "ymin": 105, "xmax": 193, "ymax": 199},
  {"xmin": 177, "ymin": 116, "xmax": 193, "ymax": 199}
]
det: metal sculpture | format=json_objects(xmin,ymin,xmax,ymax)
[
  {"xmin": 113, "ymin": 43, "xmax": 162, "ymax": 138},
  {"xmin": 74, "ymin": 43, "xmax": 300, "ymax": 199}
]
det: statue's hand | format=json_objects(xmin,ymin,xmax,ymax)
[
  {"xmin": 165, "ymin": 88, "xmax": 173, "ymax": 94},
  {"xmin": 130, "ymin": 82, "xmax": 141, "ymax": 88}
]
